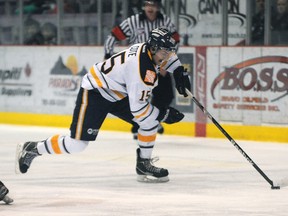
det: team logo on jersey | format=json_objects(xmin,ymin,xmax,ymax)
[
  {"xmin": 144, "ymin": 70, "xmax": 156, "ymax": 84},
  {"xmin": 87, "ymin": 128, "xmax": 99, "ymax": 135}
]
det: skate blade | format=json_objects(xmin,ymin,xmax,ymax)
[
  {"xmin": 3, "ymin": 195, "xmax": 13, "ymax": 204},
  {"xmin": 137, "ymin": 175, "xmax": 169, "ymax": 183},
  {"xmin": 15, "ymin": 142, "xmax": 25, "ymax": 174}
]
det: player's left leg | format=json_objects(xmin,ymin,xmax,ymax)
[{"xmin": 16, "ymin": 88, "xmax": 112, "ymax": 174}]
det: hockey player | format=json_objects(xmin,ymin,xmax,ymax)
[
  {"xmin": 16, "ymin": 28, "xmax": 191, "ymax": 183},
  {"xmin": 0, "ymin": 181, "xmax": 13, "ymax": 204},
  {"xmin": 104, "ymin": 0, "xmax": 180, "ymax": 139}
]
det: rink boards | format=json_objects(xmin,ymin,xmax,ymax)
[{"xmin": 0, "ymin": 46, "xmax": 287, "ymax": 143}]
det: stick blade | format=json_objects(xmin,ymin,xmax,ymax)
[
  {"xmin": 273, "ymin": 177, "xmax": 288, "ymax": 189},
  {"xmin": 278, "ymin": 177, "xmax": 288, "ymax": 188}
]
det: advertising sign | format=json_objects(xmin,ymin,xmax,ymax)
[
  {"xmin": 1, "ymin": 46, "xmax": 287, "ymax": 126},
  {"xmin": 207, "ymin": 47, "xmax": 288, "ymax": 124},
  {"xmin": 0, "ymin": 46, "xmax": 99, "ymax": 115},
  {"xmin": 179, "ymin": 0, "xmax": 246, "ymax": 45}
]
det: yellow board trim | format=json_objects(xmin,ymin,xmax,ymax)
[
  {"xmin": 206, "ymin": 123, "xmax": 288, "ymax": 143},
  {"xmin": 0, "ymin": 112, "xmax": 287, "ymax": 143}
]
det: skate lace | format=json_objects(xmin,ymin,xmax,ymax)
[
  {"xmin": 23, "ymin": 149, "xmax": 38, "ymax": 166},
  {"xmin": 144, "ymin": 156, "xmax": 162, "ymax": 173},
  {"xmin": 150, "ymin": 156, "xmax": 159, "ymax": 164}
]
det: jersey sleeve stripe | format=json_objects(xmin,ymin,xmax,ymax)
[
  {"xmin": 104, "ymin": 35, "xmax": 116, "ymax": 55},
  {"xmin": 165, "ymin": 58, "xmax": 179, "ymax": 70},
  {"xmin": 134, "ymin": 104, "xmax": 151, "ymax": 119},
  {"xmin": 90, "ymin": 66, "xmax": 103, "ymax": 88},
  {"xmin": 131, "ymin": 102, "xmax": 149, "ymax": 113},
  {"xmin": 112, "ymin": 90, "xmax": 126, "ymax": 99},
  {"xmin": 86, "ymin": 75, "xmax": 96, "ymax": 89},
  {"xmin": 139, "ymin": 105, "xmax": 155, "ymax": 123}
]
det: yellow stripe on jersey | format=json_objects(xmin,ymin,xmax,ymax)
[
  {"xmin": 76, "ymin": 89, "xmax": 88, "ymax": 139},
  {"xmin": 135, "ymin": 104, "xmax": 150, "ymax": 119},
  {"xmin": 138, "ymin": 133, "xmax": 157, "ymax": 142},
  {"xmin": 112, "ymin": 90, "xmax": 125, "ymax": 99},
  {"xmin": 147, "ymin": 49, "xmax": 153, "ymax": 60},
  {"xmin": 90, "ymin": 66, "xmax": 103, "ymax": 87},
  {"xmin": 51, "ymin": 134, "xmax": 62, "ymax": 154}
]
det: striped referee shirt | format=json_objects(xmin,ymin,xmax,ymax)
[{"xmin": 104, "ymin": 10, "xmax": 180, "ymax": 57}]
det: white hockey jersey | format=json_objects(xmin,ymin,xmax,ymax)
[{"xmin": 81, "ymin": 42, "xmax": 181, "ymax": 130}]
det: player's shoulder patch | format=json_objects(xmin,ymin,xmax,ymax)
[
  {"xmin": 139, "ymin": 45, "xmax": 158, "ymax": 86},
  {"xmin": 144, "ymin": 70, "xmax": 157, "ymax": 84}
]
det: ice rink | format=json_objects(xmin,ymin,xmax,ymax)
[{"xmin": 1, "ymin": 124, "xmax": 288, "ymax": 216}]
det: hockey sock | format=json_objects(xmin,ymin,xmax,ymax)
[
  {"xmin": 137, "ymin": 130, "xmax": 157, "ymax": 159},
  {"xmin": 37, "ymin": 135, "xmax": 88, "ymax": 154},
  {"xmin": 139, "ymin": 147, "xmax": 154, "ymax": 159}
]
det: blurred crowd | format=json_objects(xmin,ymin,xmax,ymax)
[
  {"xmin": 251, "ymin": 0, "xmax": 288, "ymax": 45},
  {"xmin": 1, "ymin": 0, "xmax": 288, "ymax": 46}
]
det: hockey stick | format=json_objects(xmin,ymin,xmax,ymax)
[{"xmin": 185, "ymin": 89, "xmax": 284, "ymax": 189}]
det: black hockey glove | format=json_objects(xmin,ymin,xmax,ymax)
[
  {"xmin": 157, "ymin": 107, "xmax": 184, "ymax": 124},
  {"xmin": 173, "ymin": 66, "xmax": 191, "ymax": 97}
]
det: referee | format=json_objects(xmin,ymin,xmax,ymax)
[{"xmin": 104, "ymin": 0, "xmax": 180, "ymax": 139}]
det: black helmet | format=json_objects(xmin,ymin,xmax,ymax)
[{"xmin": 147, "ymin": 27, "xmax": 176, "ymax": 52}]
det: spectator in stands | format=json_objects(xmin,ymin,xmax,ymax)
[
  {"xmin": 15, "ymin": 0, "xmax": 56, "ymax": 15},
  {"xmin": 115, "ymin": 0, "xmax": 143, "ymax": 25},
  {"xmin": 23, "ymin": 17, "xmax": 44, "ymax": 45},
  {"xmin": 41, "ymin": 22, "xmax": 57, "ymax": 45},
  {"xmin": 104, "ymin": 0, "xmax": 181, "ymax": 139},
  {"xmin": 251, "ymin": 0, "xmax": 277, "ymax": 45},
  {"xmin": 128, "ymin": 0, "xmax": 142, "ymax": 16},
  {"xmin": 251, "ymin": 0, "xmax": 266, "ymax": 45},
  {"xmin": 271, "ymin": 0, "xmax": 288, "ymax": 44},
  {"xmin": 85, "ymin": 0, "xmax": 113, "ymax": 13}
]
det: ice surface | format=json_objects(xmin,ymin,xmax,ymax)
[{"xmin": 0, "ymin": 124, "xmax": 288, "ymax": 216}]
